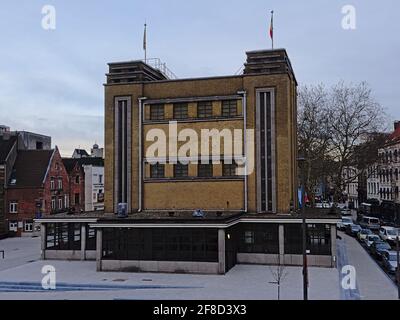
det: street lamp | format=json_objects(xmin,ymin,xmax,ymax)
[{"xmin": 297, "ymin": 156, "xmax": 308, "ymax": 301}]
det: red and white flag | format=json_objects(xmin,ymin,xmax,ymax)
[{"xmin": 269, "ymin": 11, "xmax": 274, "ymax": 43}]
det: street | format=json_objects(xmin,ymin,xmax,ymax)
[{"xmin": 0, "ymin": 234, "xmax": 398, "ymax": 300}]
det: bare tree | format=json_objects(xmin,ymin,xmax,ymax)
[
  {"xmin": 327, "ymin": 81, "xmax": 386, "ymax": 202},
  {"xmin": 268, "ymin": 256, "xmax": 289, "ymax": 300},
  {"xmin": 298, "ymin": 82, "xmax": 388, "ymax": 205},
  {"xmin": 298, "ymin": 84, "xmax": 332, "ymax": 206}
]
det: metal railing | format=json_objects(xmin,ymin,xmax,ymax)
[{"xmin": 143, "ymin": 58, "xmax": 178, "ymax": 80}]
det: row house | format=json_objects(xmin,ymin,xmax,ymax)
[
  {"xmin": 367, "ymin": 121, "xmax": 400, "ymax": 204},
  {"xmin": 63, "ymin": 156, "xmax": 104, "ymax": 214},
  {"xmin": 0, "ymin": 135, "xmax": 18, "ymax": 238},
  {"xmin": 376, "ymin": 121, "xmax": 400, "ymax": 203},
  {"xmin": 6, "ymin": 147, "xmax": 70, "ymax": 236}
]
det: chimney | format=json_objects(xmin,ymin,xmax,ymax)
[{"xmin": 395, "ymin": 121, "xmax": 400, "ymax": 131}]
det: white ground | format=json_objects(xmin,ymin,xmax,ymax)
[{"xmin": 0, "ymin": 234, "xmax": 396, "ymax": 300}]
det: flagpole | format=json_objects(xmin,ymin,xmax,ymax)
[
  {"xmin": 143, "ymin": 22, "xmax": 147, "ymax": 62},
  {"xmin": 271, "ymin": 10, "xmax": 274, "ymax": 50}
]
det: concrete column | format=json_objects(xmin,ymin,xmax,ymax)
[
  {"xmin": 278, "ymin": 224, "xmax": 285, "ymax": 265},
  {"xmin": 218, "ymin": 229, "xmax": 226, "ymax": 275},
  {"xmin": 330, "ymin": 225, "xmax": 337, "ymax": 268},
  {"xmin": 40, "ymin": 223, "xmax": 46, "ymax": 260},
  {"xmin": 96, "ymin": 229, "xmax": 103, "ymax": 271},
  {"xmin": 80, "ymin": 224, "xmax": 87, "ymax": 261}
]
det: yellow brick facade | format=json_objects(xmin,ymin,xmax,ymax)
[{"xmin": 104, "ymin": 63, "xmax": 298, "ymax": 214}]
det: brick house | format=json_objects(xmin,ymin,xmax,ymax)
[
  {"xmin": 63, "ymin": 158, "xmax": 85, "ymax": 214},
  {"xmin": 6, "ymin": 147, "xmax": 70, "ymax": 237},
  {"xmin": 63, "ymin": 157, "xmax": 105, "ymax": 214},
  {"xmin": 0, "ymin": 135, "xmax": 18, "ymax": 238}
]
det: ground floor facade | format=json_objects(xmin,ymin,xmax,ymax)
[{"xmin": 36, "ymin": 212, "xmax": 339, "ymax": 275}]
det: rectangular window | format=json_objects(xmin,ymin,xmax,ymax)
[
  {"xmin": 75, "ymin": 175, "xmax": 80, "ymax": 184},
  {"xmin": 46, "ymin": 223, "xmax": 81, "ymax": 251},
  {"xmin": 239, "ymin": 224, "xmax": 279, "ymax": 254},
  {"xmin": 150, "ymin": 104, "xmax": 164, "ymax": 120},
  {"xmin": 150, "ymin": 163, "xmax": 165, "ymax": 179},
  {"xmin": 173, "ymin": 103, "xmax": 188, "ymax": 120},
  {"xmin": 197, "ymin": 101, "xmax": 213, "ymax": 118},
  {"xmin": 74, "ymin": 193, "xmax": 80, "ymax": 205},
  {"xmin": 222, "ymin": 100, "xmax": 237, "ymax": 117},
  {"xmin": 99, "ymin": 174, "xmax": 103, "ymax": 184},
  {"xmin": 51, "ymin": 197, "xmax": 56, "ymax": 210},
  {"xmin": 174, "ymin": 163, "xmax": 189, "ymax": 178},
  {"xmin": 58, "ymin": 178, "xmax": 63, "ymax": 190},
  {"xmin": 223, "ymin": 161, "xmax": 238, "ymax": 177},
  {"xmin": 50, "ymin": 178, "xmax": 55, "ymax": 190},
  {"xmin": 9, "ymin": 201, "xmax": 18, "ymax": 213},
  {"xmin": 198, "ymin": 163, "xmax": 213, "ymax": 178},
  {"xmin": 24, "ymin": 221, "xmax": 33, "ymax": 232},
  {"xmin": 9, "ymin": 221, "xmax": 18, "ymax": 232},
  {"xmin": 64, "ymin": 195, "xmax": 69, "ymax": 208},
  {"xmin": 58, "ymin": 198, "xmax": 63, "ymax": 210}
]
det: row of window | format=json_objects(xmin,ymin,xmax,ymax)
[
  {"xmin": 149, "ymin": 162, "xmax": 239, "ymax": 179},
  {"xmin": 379, "ymin": 149, "xmax": 400, "ymax": 164},
  {"xmin": 380, "ymin": 187, "xmax": 400, "ymax": 201},
  {"xmin": 240, "ymin": 224, "xmax": 332, "ymax": 256},
  {"xmin": 379, "ymin": 168, "xmax": 400, "ymax": 183},
  {"xmin": 51, "ymin": 196, "xmax": 69, "ymax": 211},
  {"xmin": 9, "ymin": 220, "xmax": 35, "ymax": 233},
  {"xmin": 45, "ymin": 223, "xmax": 96, "ymax": 251},
  {"xmin": 50, "ymin": 177, "xmax": 64, "ymax": 190},
  {"xmin": 367, "ymin": 182, "xmax": 380, "ymax": 195},
  {"xmin": 102, "ymin": 228, "xmax": 219, "ymax": 262},
  {"xmin": 149, "ymin": 100, "xmax": 238, "ymax": 121}
]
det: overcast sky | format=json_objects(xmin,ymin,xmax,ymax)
[{"xmin": 0, "ymin": 0, "xmax": 399, "ymax": 156}]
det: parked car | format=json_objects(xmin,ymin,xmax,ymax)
[
  {"xmin": 337, "ymin": 217, "xmax": 353, "ymax": 231},
  {"xmin": 382, "ymin": 251, "xmax": 399, "ymax": 274},
  {"xmin": 357, "ymin": 228, "xmax": 373, "ymax": 242},
  {"xmin": 370, "ymin": 241, "xmax": 392, "ymax": 260},
  {"xmin": 359, "ymin": 216, "xmax": 380, "ymax": 231},
  {"xmin": 364, "ymin": 234, "xmax": 381, "ymax": 249},
  {"xmin": 379, "ymin": 227, "xmax": 399, "ymax": 245},
  {"xmin": 345, "ymin": 224, "xmax": 362, "ymax": 237}
]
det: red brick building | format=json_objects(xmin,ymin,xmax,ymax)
[
  {"xmin": 62, "ymin": 158, "xmax": 85, "ymax": 214},
  {"xmin": 6, "ymin": 147, "xmax": 70, "ymax": 236}
]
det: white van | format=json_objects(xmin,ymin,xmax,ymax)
[
  {"xmin": 360, "ymin": 216, "xmax": 380, "ymax": 231},
  {"xmin": 379, "ymin": 226, "xmax": 399, "ymax": 244}
]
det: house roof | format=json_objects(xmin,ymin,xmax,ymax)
[
  {"xmin": 62, "ymin": 157, "xmax": 104, "ymax": 174},
  {"xmin": 384, "ymin": 126, "xmax": 400, "ymax": 147},
  {"xmin": 9, "ymin": 150, "xmax": 54, "ymax": 188},
  {"xmin": 73, "ymin": 149, "xmax": 89, "ymax": 157},
  {"xmin": 0, "ymin": 136, "xmax": 17, "ymax": 163}
]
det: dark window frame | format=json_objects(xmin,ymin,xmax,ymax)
[
  {"xmin": 198, "ymin": 163, "xmax": 213, "ymax": 178},
  {"xmin": 173, "ymin": 103, "xmax": 189, "ymax": 120},
  {"xmin": 197, "ymin": 101, "xmax": 213, "ymax": 118},
  {"xmin": 150, "ymin": 163, "xmax": 165, "ymax": 179},
  {"xmin": 150, "ymin": 104, "xmax": 165, "ymax": 120},
  {"xmin": 223, "ymin": 161, "xmax": 238, "ymax": 177},
  {"xmin": 222, "ymin": 100, "xmax": 238, "ymax": 117},
  {"xmin": 174, "ymin": 163, "xmax": 189, "ymax": 178}
]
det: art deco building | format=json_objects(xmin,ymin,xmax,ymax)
[{"xmin": 36, "ymin": 49, "xmax": 339, "ymax": 274}]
